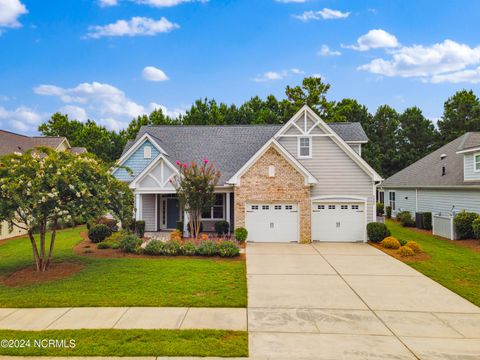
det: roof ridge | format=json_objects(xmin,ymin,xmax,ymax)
[{"xmin": 0, "ymin": 129, "xmax": 31, "ymax": 138}]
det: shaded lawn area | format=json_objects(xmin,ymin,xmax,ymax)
[
  {"xmin": 0, "ymin": 227, "xmax": 247, "ymax": 308},
  {"xmin": 385, "ymin": 219, "xmax": 480, "ymax": 307},
  {"xmin": 0, "ymin": 329, "xmax": 248, "ymax": 357}
]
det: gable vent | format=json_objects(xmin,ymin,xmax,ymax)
[{"xmin": 442, "ymin": 165, "xmax": 446, "ymax": 176}]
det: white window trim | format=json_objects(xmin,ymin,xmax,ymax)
[
  {"xmin": 297, "ymin": 136, "xmax": 312, "ymax": 159},
  {"xmin": 389, "ymin": 191, "xmax": 396, "ymax": 211},
  {"xmin": 474, "ymin": 152, "xmax": 480, "ymax": 172},
  {"xmin": 144, "ymin": 146, "xmax": 152, "ymax": 159},
  {"xmin": 201, "ymin": 194, "xmax": 225, "ymax": 220}
]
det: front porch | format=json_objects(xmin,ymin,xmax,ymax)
[{"xmin": 135, "ymin": 192, "xmax": 235, "ymax": 233}]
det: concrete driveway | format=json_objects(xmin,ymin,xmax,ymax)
[{"xmin": 247, "ymin": 242, "xmax": 480, "ymax": 360}]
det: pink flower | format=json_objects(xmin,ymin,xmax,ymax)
[
  {"xmin": 182, "ymin": 164, "xmax": 187, "ymax": 169},
  {"xmin": 203, "ymin": 159, "xmax": 209, "ymax": 164},
  {"xmin": 176, "ymin": 160, "xmax": 181, "ymax": 166}
]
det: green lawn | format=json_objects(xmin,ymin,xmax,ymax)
[
  {"xmin": 0, "ymin": 329, "xmax": 248, "ymax": 357},
  {"xmin": 385, "ymin": 219, "xmax": 480, "ymax": 306},
  {"xmin": 0, "ymin": 227, "xmax": 247, "ymax": 308}
]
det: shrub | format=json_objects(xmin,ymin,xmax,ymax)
[
  {"xmin": 421, "ymin": 212, "xmax": 432, "ymax": 230},
  {"xmin": 380, "ymin": 236, "xmax": 401, "ymax": 249},
  {"xmin": 453, "ymin": 211, "xmax": 478, "ymax": 239},
  {"xmin": 88, "ymin": 224, "xmax": 112, "ymax": 243},
  {"xmin": 218, "ymin": 241, "xmax": 240, "ymax": 257},
  {"xmin": 135, "ymin": 220, "xmax": 146, "ymax": 238},
  {"xmin": 473, "ymin": 217, "xmax": 480, "ymax": 240},
  {"xmin": 406, "ymin": 241, "xmax": 421, "ymax": 253},
  {"xmin": 97, "ymin": 242, "xmax": 111, "ymax": 249},
  {"xmin": 170, "ymin": 229, "xmax": 182, "ymax": 241},
  {"xmin": 366, "ymin": 222, "xmax": 390, "ymax": 243},
  {"xmin": 196, "ymin": 240, "xmax": 219, "ymax": 256},
  {"xmin": 215, "ymin": 220, "xmax": 230, "ymax": 235},
  {"xmin": 200, "ymin": 233, "xmax": 209, "ymax": 241},
  {"xmin": 376, "ymin": 203, "xmax": 385, "ymax": 216},
  {"xmin": 234, "ymin": 227, "xmax": 248, "ymax": 243},
  {"xmin": 176, "ymin": 221, "xmax": 184, "ymax": 233},
  {"xmin": 103, "ymin": 231, "xmax": 124, "ymax": 247},
  {"xmin": 386, "ymin": 206, "xmax": 392, "ymax": 219},
  {"xmin": 163, "ymin": 240, "xmax": 181, "ymax": 255},
  {"xmin": 97, "ymin": 217, "xmax": 118, "ymax": 232},
  {"xmin": 119, "ymin": 234, "xmax": 142, "ymax": 253},
  {"xmin": 180, "ymin": 241, "xmax": 197, "ymax": 256},
  {"xmin": 398, "ymin": 238, "xmax": 407, "ymax": 246},
  {"xmin": 144, "ymin": 240, "xmax": 164, "ymax": 255},
  {"xmin": 397, "ymin": 211, "xmax": 415, "ymax": 227},
  {"xmin": 398, "ymin": 245, "xmax": 415, "ymax": 257}
]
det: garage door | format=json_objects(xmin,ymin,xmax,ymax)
[
  {"xmin": 312, "ymin": 202, "xmax": 365, "ymax": 242},
  {"xmin": 245, "ymin": 203, "xmax": 299, "ymax": 242}
]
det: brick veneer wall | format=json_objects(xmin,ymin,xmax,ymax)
[{"xmin": 234, "ymin": 147, "xmax": 311, "ymax": 243}]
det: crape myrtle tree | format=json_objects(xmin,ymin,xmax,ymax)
[
  {"xmin": 0, "ymin": 148, "xmax": 132, "ymax": 271},
  {"xmin": 172, "ymin": 159, "xmax": 221, "ymax": 239}
]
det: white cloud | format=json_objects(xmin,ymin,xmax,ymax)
[
  {"xmin": 33, "ymin": 81, "xmax": 181, "ymax": 131},
  {"xmin": 86, "ymin": 16, "xmax": 179, "ymax": 38},
  {"xmin": 0, "ymin": 0, "xmax": 28, "ymax": 33},
  {"xmin": 253, "ymin": 68, "xmax": 304, "ymax": 82},
  {"xmin": 358, "ymin": 39, "xmax": 480, "ymax": 83},
  {"xmin": 59, "ymin": 105, "xmax": 88, "ymax": 122},
  {"xmin": 345, "ymin": 29, "xmax": 399, "ymax": 51},
  {"xmin": 318, "ymin": 45, "xmax": 341, "ymax": 56},
  {"xmin": 142, "ymin": 66, "xmax": 169, "ymax": 81},
  {"xmin": 134, "ymin": 0, "xmax": 208, "ymax": 7},
  {"xmin": 294, "ymin": 8, "xmax": 349, "ymax": 21},
  {"xmin": 0, "ymin": 105, "xmax": 42, "ymax": 133},
  {"xmin": 98, "ymin": 0, "xmax": 118, "ymax": 7}
]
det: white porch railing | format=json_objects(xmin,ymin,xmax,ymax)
[{"xmin": 432, "ymin": 214, "xmax": 458, "ymax": 240}]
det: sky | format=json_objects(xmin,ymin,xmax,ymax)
[{"xmin": 1, "ymin": 0, "xmax": 480, "ymax": 134}]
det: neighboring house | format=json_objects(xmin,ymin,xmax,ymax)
[
  {"xmin": 380, "ymin": 132, "xmax": 480, "ymax": 218},
  {"xmin": 113, "ymin": 106, "xmax": 381, "ymax": 243},
  {"xmin": 0, "ymin": 129, "xmax": 86, "ymax": 240}
]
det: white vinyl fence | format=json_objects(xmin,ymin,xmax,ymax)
[{"xmin": 432, "ymin": 214, "xmax": 459, "ymax": 240}]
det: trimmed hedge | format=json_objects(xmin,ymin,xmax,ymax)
[
  {"xmin": 215, "ymin": 221, "xmax": 230, "ymax": 236},
  {"xmin": 385, "ymin": 206, "xmax": 392, "ymax": 219},
  {"xmin": 453, "ymin": 211, "xmax": 479, "ymax": 239},
  {"xmin": 367, "ymin": 222, "xmax": 390, "ymax": 243},
  {"xmin": 143, "ymin": 239, "xmax": 240, "ymax": 258},
  {"xmin": 234, "ymin": 227, "xmax": 248, "ymax": 243},
  {"xmin": 135, "ymin": 220, "xmax": 146, "ymax": 238},
  {"xmin": 88, "ymin": 224, "xmax": 112, "ymax": 243},
  {"xmin": 376, "ymin": 203, "xmax": 385, "ymax": 216},
  {"xmin": 473, "ymin": 217, "xmax": 480, "ymax": 240}
]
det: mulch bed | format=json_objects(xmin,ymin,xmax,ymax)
[
  {"xmin": 2, "ymin": 262, "xmax": 85, "ymax": 287},
  {"xmin": 369, "ymin": 242, "xmax": 431, "ymax": 262},
  {"xmin": 74, "ymin": 231, "xmax": 245, "ymax": 261}
]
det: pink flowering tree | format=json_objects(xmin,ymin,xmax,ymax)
[{"xmin": 172, "ymin": 159, "xmax": 221, "ymax": 239}]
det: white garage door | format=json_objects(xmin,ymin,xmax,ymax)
[
  {"xmin": 245, "ymin": 203, "xmax": 299, "ymax": 242},
  {"xmin": 312, "ymin": 202, "xmax": 365, "ymax": 242}
]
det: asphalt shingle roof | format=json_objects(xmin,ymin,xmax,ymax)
[
  {"xmin": 0, "ymin": 130, "xmax": 67, "ymax": 156},
  {"xmin": 124, "ymin": 122, "xmax": 368, "ymax": 185},
  {"xmin": 381, "ymin": 132, "xmax": 480, "ymax": 188}
]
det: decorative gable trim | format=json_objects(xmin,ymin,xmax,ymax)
[
  {"xmin": 275, "ymin": 105, "xmax": 382, "ymax": 182},
  {"xmin": 115, "ymin": 133, "xmax": 168, "ymax": 167},
  {"xmin": 129, "ymin": 153, "xmax": 179, "ymax": 190},
  {"xmin": 227, "ymin": 138, "xmax": 318, "ymax": 186}
]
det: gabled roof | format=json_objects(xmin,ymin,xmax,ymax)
[
  {"xmin": 381, "ymin": 132, "xmax": 480, "ymax": 188},
  {"xmin": 456, "ymin": 132, "xmax": 480, "ymax": 154},
  {"xmin": 325, "ymin": 123, "xmax": 368, "ymax": 142},
  {"xmin": 0, "ymin": 130, "xmax": 70, "ymax": 156}
]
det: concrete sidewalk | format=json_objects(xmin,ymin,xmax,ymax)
[{"xmin": 0, "ymin": 307, "xmax": 246, "ymax": 331}]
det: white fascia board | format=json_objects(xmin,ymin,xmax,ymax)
[
  {"xmin": 227, "ymin": 138, "xmax": 318, "ymax": 186},
  {"xmin": 129, "ymin": 153, "xmax": 179, "ymax": 189},
  {"xmin": 457, "ymin": 146, "xmax": 480, "ymax": 154}
]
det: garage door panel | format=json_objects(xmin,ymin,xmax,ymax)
[
  {"xmin": 312, "ymin": 202, "xmax": 365, "ymax": 242},
  {"xmin": 246, "ymin": 203, "xmax": 299, "ymax": 243}
]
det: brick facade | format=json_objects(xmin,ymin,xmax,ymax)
[{"xmin": 234, "ymin": 146, "xmax": 311, "ymax": 243}]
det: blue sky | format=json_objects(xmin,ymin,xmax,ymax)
[{"xmin": 1, "ymin": 0, "xmax": 480, "ymax": 134}]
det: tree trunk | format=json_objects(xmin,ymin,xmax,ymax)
[
  {"xmin": 39, "ymin": 220, "xmax": 47, "ymax": 271},
  {"xmin": 28, "ymin": 230, "xmax": 41, "ymax": 272},
  {"xmin": 46, "ymin": 218, "xmax": 57, "ymax": 270}
]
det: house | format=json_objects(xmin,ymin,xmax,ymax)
[
  {"xmin": 113, "ymin": 106, "xmax": 382, "ymax": 243},
  {"xmin": 379, "ymin": 132, "xmax": 480, "ymax": 218},
  {"xmin": 0, "ymin": 129, "xmax": 86, "ymax": 240}
]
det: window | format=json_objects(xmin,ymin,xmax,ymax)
[
  {"xmin": 268, "ymin": 165, "xmax": 275, "ymax": 177},
  {"xmin": 202, "ymin": 194, "xmax": 224, "ymax": 219},
  {"xmin": 317, "ymin": 205, "xmax": 325, "ymax": 210},
  {"xmin": 328, "ymin": 205, "xmax": 336, "ymax": 210},
  {"xmin": 341, "ymin": 205, "xmax": 348, "ymax": 210},
  {"xmin": 274, "ymin": 205, "xmax": 282, "ymax": 210},
  {"xmin": 351, "ymin": 205, "xmax": 359, "ymax": 210},
  {"xmin": 285, "ymin": 205, "xmax": 293, "ymax": 210},
  {"xmin": 298, "ymin": 137, "xmax": 311, "ymax": 158},
  {"xmin": 262, "ymin": 205, "xmax": 270, "ymax": 210},
  {"xmin": 143, "ymin": 146, "xmax": 152, "ymax": 159},
  {"xmin": 251, "ymin": 205, "xmax": 259, "ymax": 210},
  {"xmin": 389, "ymin": 191, "xmax": 396, "ymax": 211},
  {"xmin": 475, "ymin": 153, "xmax": 480, "ymax": 172}
]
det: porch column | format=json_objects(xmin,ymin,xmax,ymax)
[
  {"xmin": 225, "ymin": 192, "xmax": 231, "ymax": 234},
  {"xmin": 135, "ymin": 194, "xmax": 141, "ymax": 221},
  {"xmin": 183, "ymin": 211, "xmax": 190, "ymax": 237}
]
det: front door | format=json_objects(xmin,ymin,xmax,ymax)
[{"xmin": 166, "ymin": 198, "xmax": 180, "ymax": 229}]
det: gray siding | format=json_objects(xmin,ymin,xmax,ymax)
[
  {"xmin": 387, "ymin": 189, "xmax": 417, "ymax": 216},
  {"xmin": 384, "ymin": 188, "xmax": 480, "ymax": 216},
  {"xmin": 141, "ymin": 194, "xmax": 157, "ymax": 231},
  {"xmin": 279, "ymin": 136, "xmax": 375, "ymax": 223},
  {"xmin": 464, "ymin": 153, "xmax": 480, "ymax": 181}
]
